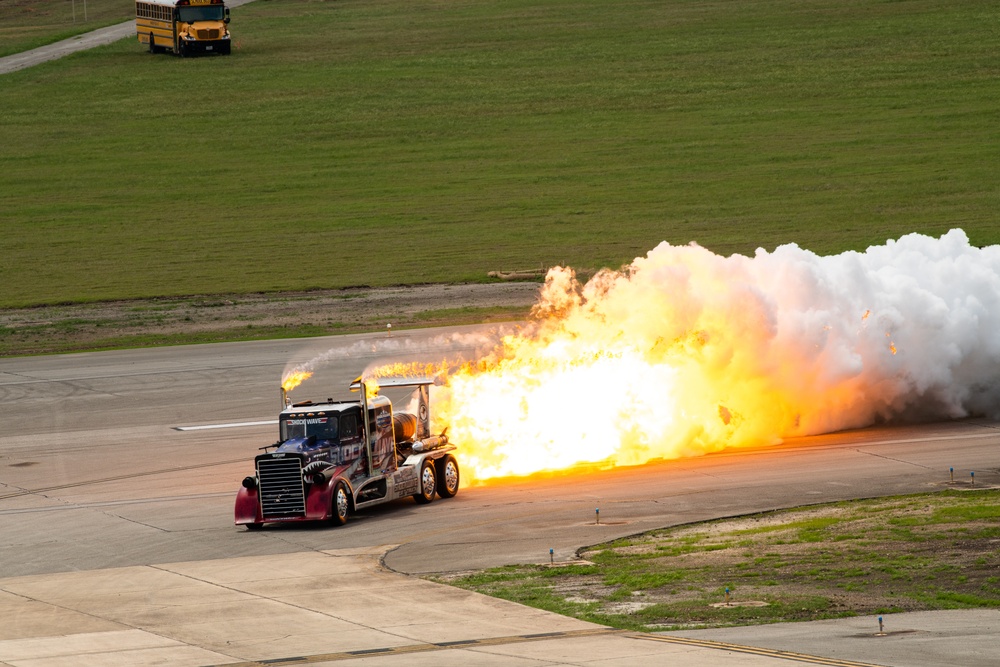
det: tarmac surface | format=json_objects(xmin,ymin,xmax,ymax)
[
  {"xmin": 3, "ymin": 544, "xmax": 997, "ymax": 667},
  {"xmin": 2, "ymin": 330, "xmax": 999, "ymax": 666}
]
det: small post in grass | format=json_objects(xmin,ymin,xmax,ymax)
[
  {"xmin": 595, "ymin": 507, "xmax": 600, "ymax": 525},
  {"xmin": 386, "ymin": 323, "xmax": 392, "ymax": 337},
  {"xmin": 549, "ymin": 548, "xmax": 554, "ymax": 565},
  {"xmin": 971, "ymin": 471, "xmax": 975, "ymax": 486},
  {"xmin": 950, "ymin": 467, "xmax": 954, "ymax": 482},
  {"xmin": 724, "ymin": 587, "xmax": 730, "ymax": 605}
]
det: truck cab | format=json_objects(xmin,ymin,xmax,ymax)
[{"xmin": 235, "ymin": 378, "xmax": 459, "ymax": 530}]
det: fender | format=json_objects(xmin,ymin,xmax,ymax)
[
  {"xmin": 304, "ymin": 466, "xmax": 354, "ymax": 520},
  {"xmin": 234, "ymin": 486, "xmax": 262, "ymax": 525},
  {"xmin": 304, "ymin": 477, "xmax": 336, "ymax": 519}
]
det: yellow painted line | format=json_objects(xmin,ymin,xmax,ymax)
[
  {"xmin": 629, "ymin": 633, "xmax": 887, "ymax": 667},
  {"xmin": 203, "ymin": 628, "xmax": 620, "ymax": 666}
]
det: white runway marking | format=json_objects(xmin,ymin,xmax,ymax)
[{"xmin": 174, "ymin": 420, "xmax": 277, "ymax": 431}]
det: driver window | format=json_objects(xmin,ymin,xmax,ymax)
[{"xmin": 341, "ymin": 414, "xmax": 359, "ymax": 440}]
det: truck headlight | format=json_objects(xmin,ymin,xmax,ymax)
[{"xmin": 242, "ymin": 476, "xmax": 258, "ymax": 490}]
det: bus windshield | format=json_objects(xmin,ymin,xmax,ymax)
[{"xmin": 178, "ymin": 5, "xmax": 225, "ymax": 22}]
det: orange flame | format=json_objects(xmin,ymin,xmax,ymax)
[
  {"xmin": 281, "ymin": 370, "xmax": 313, "ymax": 392},
  {"xmin": 367, "ymin": 361, "xmax": 450, "ymax": 381},
  {"xmin": 429, "ymin": 259, "xmax": 913, "ymax": 485}
]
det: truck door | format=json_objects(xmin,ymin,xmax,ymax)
[{"xmin": 370, "ymin": 402, "xmax": 398, "ymax": 475}]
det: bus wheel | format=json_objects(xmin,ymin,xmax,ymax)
[{"xmin": 148, "ymin": 33, "xmax": 156, "ymax": 54}]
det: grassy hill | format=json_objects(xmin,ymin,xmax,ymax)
[{"xmin": 2, "ymin": 0, "xmax": 998, "ymax": 308}]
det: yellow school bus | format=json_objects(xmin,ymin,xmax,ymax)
[{"xmin": 136, "ymin": 0, "xmax": 231, "ymax": 57}]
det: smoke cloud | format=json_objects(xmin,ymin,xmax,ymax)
[
  {"xmin": 548, "ymin": 228, "xmax": 1000, "ymax": 431},
  {"xmin": 433, "ymin": 229, "xmax": 1000, "ymax": 479}
]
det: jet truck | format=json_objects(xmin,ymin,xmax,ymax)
[{"xmin": 235, "ymin": 377, "xmax": 459, "ymax": 530}]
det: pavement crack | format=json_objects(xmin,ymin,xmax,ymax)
[{"xmin": 853, "ymin": 448, "xmax": 932, "ymax": 470}]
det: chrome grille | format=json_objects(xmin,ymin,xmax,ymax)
[{"xmin": 257, "ymin": 457, "xmax": 305, "ymax": 518}]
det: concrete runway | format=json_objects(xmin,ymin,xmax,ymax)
[{"xmin": 2, "ymin": 328, "xmax": 999, "ymax": 666}]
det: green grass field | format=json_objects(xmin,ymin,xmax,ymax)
[
  {"xmin": 442, "ymin": 489, "xmax": 1000, "ymax": 630},
  {"xmin": 2, "ymin": 0, "xmax": 998, "ymax": 308}
]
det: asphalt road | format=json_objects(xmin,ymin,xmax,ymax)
[
  {"xmin": 2, "ymin": 327, "xmax": 997, "ymax": 579},
  {"xmin": 2, "ymin": 328, "xmax": 999, "ymax": 666}
]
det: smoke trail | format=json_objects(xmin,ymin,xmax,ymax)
[
  {"xmin": 434, "ymin": 229, "xmax": 1000, "ymax": 480},
  {"xmin": 281, "ymin": 327, "xmax": 519, "ymax": 392}
]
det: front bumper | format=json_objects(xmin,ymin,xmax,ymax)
[{"xmin": 180, "ymin": 37, "xmax": 231, "ymax": 55}]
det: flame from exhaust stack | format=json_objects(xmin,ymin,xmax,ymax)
[
  {"xmin": 431, "ymin": 229, "xmax": 1000, "ymax": 483},
  {"xmin": 281, "ymin": 370, "xmax": 313, "ymax": 392}
]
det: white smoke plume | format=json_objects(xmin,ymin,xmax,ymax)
[
  {"xmin": 554, "ymin": 227, "xmax": 1000, "ymax": 431},
  {"xmin": 433, "ymin": 229, "xmax": 1000, "ymax": 480}
]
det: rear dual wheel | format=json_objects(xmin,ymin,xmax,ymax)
[{"xmin": 436, "ymin": 456, "xmax": 459, "ymax": 499}]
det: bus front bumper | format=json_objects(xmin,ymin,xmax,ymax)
[{"xmin": 181, "ymin": 37, "xmax": 231, "ymax": 55}]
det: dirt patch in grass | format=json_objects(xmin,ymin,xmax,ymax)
[
  {"xmin": 0, "ymin": 282, "xmax": 541, "ymax": 357},
  {"xmin": 437, "ymin": 489, "xmax": 1000, "ymax": 631}
]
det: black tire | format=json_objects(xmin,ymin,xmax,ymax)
[
  {"xmin": 245, "ymin": 522, "xmax": 262, "ymax": 531},
  {"xmin": 436, "ymin": 455, "xmax": 459, "ymax": 499},
  {"xmin": 413, "ymin": 460, "xmax": 436, "ymax": 504},
  {"xmin": 148, "ymin": 33, "xmax": 157, "ymax": 54},
  {"xmin": 331, "ymin": 481, "xmax": 350, "ymax": 526}
]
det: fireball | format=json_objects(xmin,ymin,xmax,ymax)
[{"xmin": 433, "ymin": 230, "xmax": 1000, "ymax": 484}]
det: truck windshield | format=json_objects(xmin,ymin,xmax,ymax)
[
  {"xmin": 178, "ymin": 5, "xmax": 225, "ymax": 22},
  {"xmin": 282, "ymin": 415, "xmax": 338, "ymax": 442}
]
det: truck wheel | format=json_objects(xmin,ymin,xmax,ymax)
[
  {"xmin": 245, "ymin": 522, "xmax": 262, "ymax": 531},
  {"xmin": 436, "ymin": 456, "xmax": 459, "ymax": 498},
  {"xmin": 148, "ymin": 33, "xmax": 156, "ymax": 54},
  {"xmin": 331, "ymin": 481, "xmax": 350, "ymax": 526},
  {"xmin": 413, "ymin": 460, "xmax": 436, "ymax": 504}
]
